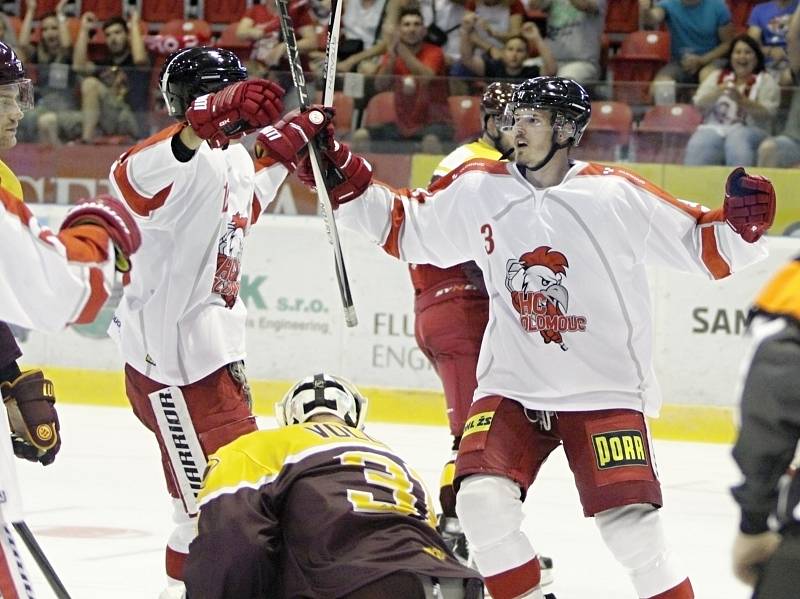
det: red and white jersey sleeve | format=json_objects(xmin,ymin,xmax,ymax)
[
  {"xmin": 338, "ymin": 159, "xmax": 768, "ymax": 416},
  {"xmin": 108, "ymin": 128, "xmax": 286, "ymax": 385},
  {"xmin": 0, "ymin": 180, "xmax": 115, "ymax": 332}
]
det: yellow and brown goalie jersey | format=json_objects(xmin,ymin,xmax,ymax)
[{"xmin": 184, "ymin": 421, "xmax": 481, "ymax": 598}]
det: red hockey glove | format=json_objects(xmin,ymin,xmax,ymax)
[
  {"xmin": 723, "ymin": 167, "xmax": 776, "ymax": 243},
  {"xmin": 186, "ymin": 79, "xmax": 285, "ymax": 149},
  {"xmin": 60, "ymin": 194, "xmax": 142, "ymax": 273},
  {"xmin": 253, "ymin": 105, "xmax": 334, "ymax": 171},
  {"xmin": 1, "ymin": 370, "xmax": 60, "ymax": 466},
  {"xmin": 296, "ymin": 136, "xmax": 373, "ymax": 206}
]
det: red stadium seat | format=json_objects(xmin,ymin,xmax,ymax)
[
  {"xmin": 362, "ymin": 92, "xmax": 397, "ymax": 128},
  {"xmin": 605, "ymin": 0, "xmax": 639, "ymax": 34},
  {"xmin": 609, "ymin": 30, "xmax": 670, "ymax": 105},
  {"xmin": 141, "ymin": 0, "xmax": 185, "ymax": 23},
  {"xmin": 575, "ymin": 101, "xmax": 633, "ymax": 161},
  {"xmin": 216, "ymin": 21, "xmax": 252, "ymax": 61},
  {"xmin": 633, "ymin": 103, "xmax": 703, "ymax": 164},
  {"xmin": 78, "ymin": 0, "xmax": 124, "ymax": 21},
  {"xmin": 448, "ymin": 96, "xmax": 482, "ymax": 143},
  {"xmin": 29, "ymin": 0, "xmax": 58, "ymax": 20},
  {"xmin": 314, "ymin": 91, "xmax": 355, "ymax": 135},
  {"xmin": 156, "ymin": 18, "xmax": 212, "ymax": 49},
  {"xmin": 204, "ymin": 0, "xmax": 249, "ymax": 24}
]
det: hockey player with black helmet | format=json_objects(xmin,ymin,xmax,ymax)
[
  {"xmin": 106, "ymin": 46, "xmax": 332, "ymax": 598},
  {"xmin": 263, "ymin": 75, "xmax": 779, "ymax": 598},
  {"xmin": 184, "ymin": 373, "xmax": 483, "ymax": 599}
]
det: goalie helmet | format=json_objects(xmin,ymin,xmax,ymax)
[
  {"xmin": 159, "ymin": 46, "xmax": 248, "ymax": 119},
  {"xmin": 276, "ymin": 373, "xmax": 368, "ymax": 429},
  {"xmin": 0, "ymin": 42, "xmax": 33, "ymax": 112},
  {"xmin": 503, "ymin": 76, "xmax": 591, "ymax": 145}
]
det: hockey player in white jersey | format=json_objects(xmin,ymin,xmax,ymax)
[
  {"xmin": 274, "ymin": 76, "xmax": 777, "ymax": 598},
  {"xmin": 0, "ymin": 40, "xmax": 141, "ymax": 598},
  {"xmin": 106, "ymin": 46, "xmax": 332, "ymax": 596}
]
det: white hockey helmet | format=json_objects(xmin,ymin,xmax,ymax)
[{"xmin": 276, "ymin": 373, "xmax": 368, "ymax": 429}]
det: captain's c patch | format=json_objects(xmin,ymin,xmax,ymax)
[{"xmin": 592, "ymin": 430, "xmax": 648, "ymax": 470}]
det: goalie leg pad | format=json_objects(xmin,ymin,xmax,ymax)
[
  {"xmin": 456, "ymin": 474, "xmax": 540, "ymax": 598},
  {"xmin": 595, "ymin": 503, "xmax": 692, "ymax": 598}
]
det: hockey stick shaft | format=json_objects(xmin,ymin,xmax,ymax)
[
  {"xmin": 276, "ymin": 0, "xmax": 358, "ymax": 327},
  {"xmin": 12, "ymin": 521, "xmax": 71, "ymax": 599}
]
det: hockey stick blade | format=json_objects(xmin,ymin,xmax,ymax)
[
  {"xmin": 12, "ymin": 521, "xmax": 72, "ymax": 599},
  {"xmin": 276, "ymin": 0, "xmax": 357, "ymax": 327}
]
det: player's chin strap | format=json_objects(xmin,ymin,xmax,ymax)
[{"xmin": 517, "ymin": 128, "xmax": 571, "ymax": 175}]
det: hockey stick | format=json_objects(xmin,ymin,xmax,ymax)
[
  {"xmin": 276, "ymin": 0, "xmax": 358, "ymax": 327},
  {"xmin": 12, "ymin": 521, "xmax": 71, "ymax": 599}
]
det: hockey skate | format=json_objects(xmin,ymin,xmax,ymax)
[{"xmin": 437, "ymin": 516, "xmax": 556, "ymax": 598}]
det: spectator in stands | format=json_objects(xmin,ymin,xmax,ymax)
[
  {"xmin": 234, "ymin": 0, "xmax": 317, "ymax": 83},
  {"xmin": 72, "ymin": 11, "xmax": 149, "ymax": 143},
  {"xmin": 747, "ymin": 0, "xmax": 797, "ymax": 85},
  {"xmin": 684, "ymin": 33, "xmax": 779, "ymax": 166},
  {"xmin": 338, "ymin": 0, "xmax": 403, "ymax": 73},
  {"xmin": 462, "ymin": 0, "xmax": 524, "ymax": 53},
  {"xmin": 0, "ymin": 12, "xmax": 18, "ymax": 51},
  {"xmin": 758, "ymin": 1, "xmax": 800, "ymax": 168},
  {"xmin": 17, "ymin": 0, "xmax": 78, "ymax": 145},
  {"xmin": 460, "ymin": 18, "xmax": 556, "ymax": 77},
  {"xmin": 415, "ymin": 0, "xmax": 468, "ymax": 71},
  {"xmin": 642, "ymin": 0, "xmax": 735, "ymax": 92},
  {"xmin": 353, "ymin": 6, "xmax": 452, "ymax": 153},
  {"xmin": 526, "ymin": 0, "xmax": 606, "ymax": 84}
]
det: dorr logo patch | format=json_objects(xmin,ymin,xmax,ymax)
[{"xmin": 592, "ymin": 430, "xmax": 648, "ymax": 469}]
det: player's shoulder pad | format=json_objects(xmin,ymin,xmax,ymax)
[
  {"xmin": 575, "ymin": 162, "xmax": 677, "ymax": 200},
  {"xmin": 430, "ymin": 158, "xmax": 510, "ymax": 194}
]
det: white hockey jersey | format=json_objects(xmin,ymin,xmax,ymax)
[
  {"xmin": 0, "ymin": 158, "xmax": 117, "ymax": 332},
  {"xmin": 338, "ymin": 159, "xmax": 768, "ymax": 416},
  {"xmin": 108, "ymin": 125, "xmax": 287, "ymax": 385}
]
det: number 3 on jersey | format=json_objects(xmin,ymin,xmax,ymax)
[
  {"xmin": 481, "ymin": 223, "xmax": 494, "ymax": 254},
  {"xmin": 340, "ymin": 450, "xmax": 436, "ymax": 527}
]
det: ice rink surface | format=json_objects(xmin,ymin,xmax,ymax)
[{"xmin": 14, "ymin": 404, "xmax": 753, "ymax": 599}]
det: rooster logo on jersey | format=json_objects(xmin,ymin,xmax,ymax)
[
  {"xmin": 505, "ymin": 246, "xmax": 587, "ymax": 350},
  {"xmin": 213, "ymin": 212, "xmax": 248, "ymax": 308}
]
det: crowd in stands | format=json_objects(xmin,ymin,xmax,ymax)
[{"xmin": 1, "ymin": 0, "xmax": 800, "ymax": 167}]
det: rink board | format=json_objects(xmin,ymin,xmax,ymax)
[{"xmin": 19, "ymin": 210, "xmax": 800, "ymax": 444}]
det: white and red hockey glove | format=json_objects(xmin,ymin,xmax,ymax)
[
  {"xmin": 253, "ymin": 106, "xmax": 334, "ymax": 172},
  {"xmin": 1, "ymin": 370, "xmax": 60, "ymax": 466},
  {"xmin": 60, "ymin": 194, "xmax": 142, "ymax": 273},
  {"xmin": 296, "ymin": 135, "xmax": 373, "ymax": 206},
  {"xmin": 723, "ymin": 167, "xmax": 776, "ymax": 243},
  {"xmin": 186, "ymin": 79, "xmax": 285, "ymax": 149}
]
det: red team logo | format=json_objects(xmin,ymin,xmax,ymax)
[
  {"xmin": 213, "ymin": 212, "xmax": 248, "ymax": 308},
  {"xmin": 505, "ymin": 246, "xmax": 587, "ymax": 350}
]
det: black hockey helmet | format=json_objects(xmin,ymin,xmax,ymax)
[
  {"xmin": 0, "ymin": 41, "xmax": 33, "ymax": 112},
  {"xmin": 276, "ymin": 373, "xmax": 368, "ymax": 430},
  {"xmin": 481, "ymin": 82, "xmax": 517, "ymax": 116},
  {"xmin": 159, "ymin": 46, "xmax": 248, "ymax": 119},
  {"xmin": 503, "ymin": 76, "xmax": 591, "ymax": 145}
]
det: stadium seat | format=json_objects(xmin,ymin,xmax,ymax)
[
  {"xmin": 313, "ymin": 91, "xmax": 355, "ymax": 135},
  {"xmin": 141, "ymin": 0, "xmax": 185, "ymax": 23},
  {"xmin": 362, "ymin": 91, "xmax": 397, "ymax": 128},
  {"xmin": 448, "ymin": 96, "xmax": 482, "ymax": 143},
  {"xmin": 605, "ymin": 0, "xmax": 639, "ymax": 34},
  {"xmin": 609, "ymin": 30, "xmax": 670, "ymax": 105},
  {"xmin": 29, "ymin": 0, "xmax": 58, "ymax": 20},
  {"xmin": 78, "ymin": 0, "xmax": 124, "ymax": 21},
  {"xmin": 204, "ymin": 0, "xmax": 249, "ymax": 24},
  {"xmin": 216, "ymin": 21, "xmax": 251, "ymax": 61},
  {"xmin": 575, "ymin": 101, "xmax": 633, "ymax": 161},
  {"xmin": 156, "ymin": 18, "xmax": 213, "ymax": 50},
  {"xmin": 633, "ymin": 103, "xmax": 703, "ymax": 164}
]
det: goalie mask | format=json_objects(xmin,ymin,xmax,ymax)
[
  {"xmin": 159, "ymin": 46, "xmax": 248, "ymax": 119},
  {"xmin": 276, "ymin": 373, "xmax": 368, "ymax": 429},
  {"xmin": 0, "ymin": 42, "xmax": 33, "ymax": 113}
]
